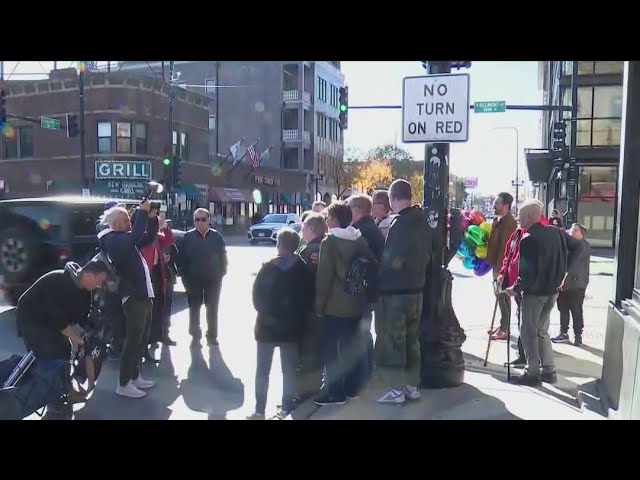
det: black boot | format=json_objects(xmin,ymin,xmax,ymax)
[{"xmin": 574, "ymin": 334, "xmax": 583, "ymax": 347}]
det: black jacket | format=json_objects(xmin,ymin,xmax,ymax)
[
  {"xmin": 252, "ymin": 254, "xmax": 313, "ymax": 343},
  {"xmin": 299, "ymin": 235, "xmax": 323, "ymax": 278},
  {"xmin": 353, "ymin": 216, "xmax": 385, "ymax": 262},
  {"xmin": 517, "ymin": 223, "xmax": 568, "ymax": 296},
  {"xmin": 97, "ymin": 210, "xmax": 158, "ymax": 300},
  {"xmin": 178, "ymin": 228, "xmax": 228, "ymax": 283},
  {"xmin": 564, "ymin": 236, "xmax": 591, "ymax": 290},
  {"xmin": 378, "ymin": 206, "xmax": 431, "ymax": 295},
  {"xmin": 16, "ymin": 264, "xmax": 91, "ymax": 333}
]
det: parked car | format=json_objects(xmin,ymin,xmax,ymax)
[
  {"xmin": 0, "ymin": 196, "xmax": 138, "ymax": 305},
  {"xmin": 247, "ymin": 213, "xmax": 301, "ymax": 245}
]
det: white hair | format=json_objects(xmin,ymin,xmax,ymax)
[
  {"xmin": 518, "ymin": 199, "xmax": 543, "ymax": 229},
  {"xmin": 193, "ymin": 208, "xmax": 210, "ymax": 219},
  {"xmin": 103, "ymin": 206, "xmax": 129, "ymax": 228}
]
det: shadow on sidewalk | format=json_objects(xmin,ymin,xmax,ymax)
[
  {"xmin": 464, "ymin": 348, "xmax": 601, "ymax": 413},
  {"xmin": 179, "ymin": 345, "xmax": 244, "ymax": 420},
  {"xmin": 308, "ymin": 377, "xmax": 521, "ymax": 420}
]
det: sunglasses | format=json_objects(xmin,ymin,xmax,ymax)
[{"xmin": 195, "ymin": 217, "xmax": 209, "ymax": 222}]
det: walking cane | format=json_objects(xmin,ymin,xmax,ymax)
[{"xmin": 483, "ymin": 297, "xmax": 499, "ymax": 367}]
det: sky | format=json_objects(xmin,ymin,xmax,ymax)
[
  {"xmin": 341, "ymin": 61, "xmax": 543, "ymax": 196},
  {"xmin": 2, "ymin": 61, "xmax": 542, "ymax": 196}
]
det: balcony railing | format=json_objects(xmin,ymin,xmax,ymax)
[
  {"xmin": 283, "ymin": 130, "xmax": 311, "ymax": 142},
  {"xmin": 283, "ymin": 90, "xmax": 312, "ymax": 103}
]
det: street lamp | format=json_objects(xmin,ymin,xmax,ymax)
[{"xmin": 493, "ymin": 126, "xmax": 521, "ymax": 214}]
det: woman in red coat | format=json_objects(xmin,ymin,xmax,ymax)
[{"xmin": 140, "ymin": 216, "xmax": 175, "ymax": 358}]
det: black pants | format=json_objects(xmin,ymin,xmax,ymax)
[
  {"xmin": 104, "ymin": 292, "xmax": 125, "ymax": 352},
  {"xmin": 514, "ymin": 296, "xmax": 525, "ymax": 360},
  {"xmin": 320, "ymin": 315, "xmax": 363, "ymax": 399},
  {"xmin": 120, "ymin": 297, "xmax": 152, "ymax": 387},
  {"xmin": 148, "ymin": 265, "xmax": 165, "ymax": 344},
  {"xmin": 185, "ymin": 277, "xmax": 222, "ymax": 341},
  {"xmin": 20, "ymin": 322, "xmax": 72, "ymax": 362},
  {"xmin": 297, "ymin": 313, "xmax": 322, "ymax": 399},
  {"xmin": 557, "ymin": 288, "xmax": 586, "ymax": 336}
]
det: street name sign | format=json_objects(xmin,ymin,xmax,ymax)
[
  {"xmin": 402, "ymin": 73, "xmax": 470, "ymax": 143},
  {"xmin": 41, "ymin": 116, "xmax": 60, "ymax": 130},
  {"xmin": 474, "ymin": 101, "xmax": 506, "ymax": 113},
  {"xmin": 463, "ymin": 177, "xmax": 478, "ymax": 189}
]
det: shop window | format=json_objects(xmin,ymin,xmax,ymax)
[{"xmin": 578, "ymin": 166, "xmax": 617, "ymax": 248}]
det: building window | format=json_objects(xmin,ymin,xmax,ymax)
[
  {"xmin": 578, "ymin": 166, "xmax": 617, "ymax": 248},
  {"xmin": 2, "ymin": 126, "xmax": 33, "ymax": 159},
  {"xmin": 135, "ymin": 123, "xmax": 147, "ymax": 154},
  {"xmin": 181, "ymin": 132, "xmax": 189, "ymax": 162},
  {"xmin": 205, "ymin": 78, "xmax": 216, "ymax": 96},
  {"xmin": 172, "ymin": 130, "xmax": 177, "ymax": 156},
  {"xmin": 97, "ymin": 122, "xmax": 112, "ymax": 154},
  {"xmin": 116, "ymin": 122, "xmax": 132, "ymax": 153},
  {"xmin": 574, "ymin": 85, "xmax": 622, "ymax": 147},
  {"xmin": 317, "ymin": 77, "xmax": 327, "ymax": 102},
  {"xmin": 577, "ymin": 61, "xmax": 595, "ymax": 75},
  {"xmin": 209, "ymin": 115, "xmax": 216, "ymax": 131},
  {"xmin": 577, "ymin": 61, "xmax": 624, "ymax": 75}
]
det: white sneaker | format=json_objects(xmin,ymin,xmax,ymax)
[
  {"xmin": 404, "ymin": 385, "xmax": 421, "ymax": 401},
  {"xmin": 116, "ymin": 381, "xmax": 146, "ymax": 398},
  {"xmin": 376, "ymin": 389, "xmax": 406, "ymax": 404},
  {"xmin": 132, "ymin": 375, "xmax": 156, "ymax": 389}
]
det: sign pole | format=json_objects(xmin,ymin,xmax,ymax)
[{"xmin": 419, "ymin": 61, "xmax": 466, "ymax": 388}]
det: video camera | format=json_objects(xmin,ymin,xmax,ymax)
[{"xmin": 141, "ymin": 181, "xmax": 164, "ymax": 212}]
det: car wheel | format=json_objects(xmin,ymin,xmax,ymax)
[
  {"xmin": 0, "ymin": 227, "xmax": 40, "ymax": 285},
  {"xmin": 250, "ymin": 239, "xmax": 257, "ymax": 245}
]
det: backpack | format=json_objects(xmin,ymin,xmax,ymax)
[{"xmin": 344, "ymin": 254, "xmax": 372, "ymax": 296}]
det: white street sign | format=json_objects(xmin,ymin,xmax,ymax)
[{"xmin": 402, "ymin": 73, "xmax": 470, "ymax": 143}]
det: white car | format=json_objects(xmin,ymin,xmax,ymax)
[{"xmin": 247, "ymin": 213, "xmax": 302, "ymax": 245}]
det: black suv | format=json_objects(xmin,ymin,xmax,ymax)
[{"xmin": 0, "ymin": 196, "xmax": 137, "ymax": 305}]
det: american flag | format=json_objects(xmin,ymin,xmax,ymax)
[{"xmin": 247, "ymin": 143, "xmax": 259, "ymax": 169}]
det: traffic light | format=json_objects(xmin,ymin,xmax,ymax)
[
  {"xmin": 66, "ymin": 113, "xmax": 79, "ymax": 138},
  {"xmin": 0, "ymin": 90, "xmax": 6, "ymax": 126},
  {"xmin": 450, "ymin": 61, "xmax": 472, "ymax": 70},
  {"xmin": 162, "ymin": 150, "xmax": 172, "ymax": 187},
  {"xmin": 339, "ymin": 86, "xmax": 348, "ymax": 130},
  {"xmin": 173, "ymin": 157, "xmax": 182, "ymax": 187},
  {"xmin": 552, "ymin": 121, "xmax": 566, "ymax": 151}
]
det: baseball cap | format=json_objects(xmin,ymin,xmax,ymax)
[{"xmin": 104, "ymin": 201, "xmax": 118, "ymax": 211}]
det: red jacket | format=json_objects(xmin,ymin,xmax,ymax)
[
  {"xmin": 498, "ymin": 215, "xmax": 548, "ymax": 288},
  {"xmin": 140, "ymin": 226, "xmax": 175, "ymax": 291}
]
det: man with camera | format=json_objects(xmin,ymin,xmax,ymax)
[{"xmin": 98, "ymin": 199, "xmax": 159, "ymax": 398}]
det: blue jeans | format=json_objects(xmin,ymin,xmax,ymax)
[
  {"xmin": 255, "ymin": 342, "xmax": 299, "ymax": 414},
  {"xmin": 320, "ymin": 315, "xmax": 364, "ymax": 399}
]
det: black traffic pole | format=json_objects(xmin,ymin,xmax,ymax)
[
  {"xmin": 79, "ymin": 63, "xmax": 87, "ymax": 191},
  {"xmin": 420, "ymin": 60, "xmax": 467, "ymax": 388},
  {"xmin": 168, "ymin": 60, "xmax": 175, "ymax": 213}
]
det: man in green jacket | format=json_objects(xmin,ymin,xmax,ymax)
[
  {"xmin": 314, "ymin": 202, "xmax": 369, "ymax": 406},
  {"xmin": 376, "ymin": 179, "xmax": 430, "ymax": 405}
]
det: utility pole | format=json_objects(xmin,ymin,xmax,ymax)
[
  {"xmin": 168, "ymin": 61, "xmax": 175, "ymax": 213},
  {"xmin": 421, "ymin": 60, "xmax": 467, "ymax": 389},
  {"xmin": 79, "ymin": 62, "xmax": 87, "ymax": 191}
]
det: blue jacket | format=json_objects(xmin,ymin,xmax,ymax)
[{"xmin": 97, "ymin": 209, "xmax": 159, "ymax": 300}]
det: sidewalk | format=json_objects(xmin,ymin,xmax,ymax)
[{"xmin": 301, "ymin": 254, "xmax": 612, "ymax": 421}]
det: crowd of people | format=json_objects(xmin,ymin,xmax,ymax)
[{"xmin": 9, "ymin": 178, "xmax": 595, "ymax": 418}]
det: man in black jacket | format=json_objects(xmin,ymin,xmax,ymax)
[
  {"xmin": 297, "ymin": 212, "xmax": 327, "ymax": 400},
  {"xmin": 98, "ymin": 201, "xmax": 158, "ymax": 398},
  {"xmin": 376, "ymin": 179, "xmax": 430, "ymax": 404},
  {"xmin": 17, "ymin": 259, "xmax": 110, "ymax": 410},
  {"xmin": 552, "ymin": 223, "xmax": 591, "ymax": 346},
  {"xmin": 178, "ymin": 208, "xmax": 228, "ymax": 347},
  {"xmin": 247, "ymin": 229, "xmax": 313, "ymax": 420},
  {"xmin": 507, "ymin": 200, "xmax": 568, "ymax": 386},
  {"xmin": 347, "ymin": 193, "xmax": 385, "ymax": 387}
]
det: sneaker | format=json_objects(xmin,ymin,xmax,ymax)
[
  {"xmin": 541, "ymin": 371, "xmax": 558, "ymax": 384},
  {"xmin": 377, "ymin": 389, "xmax": 406, "ymax": 404},
  {"xmin": 132, "ymin": 375, "xmax": 156, "ymax": 390},
  {"xmin": 246, "ymin": 412, "xmax": 265, "ymax": 420},
  {"xmin": 275, "ymin": 407, "xmax": 290, "ymax": 420},
  {"xmin": 116, "ymin": 381, "xmax": 146, "ymax": 398},
  {"xmin": 504, "ymin": 357, "xmax": 526, "ymax": 368},
  {"xmin": 574, "ymin": 335, "xmax": 583, "ymax": 347},
  {"xmin": 551, "ymin": 333, "xmax": 570, "ymax": 344},
  {"xmin": 490, "ymin": 329, "xmax": 508, "ymax": 341},
  {"xmin": 314, "ymin": 393, "xmax": 348, "ymax": 406},
  {"xmin": 508, "ymin": 372, "xmax": 542, "ymax": 386},
  {"xmin": 404, "ymin": 385, "xmax": 421, "ymax": 401}
]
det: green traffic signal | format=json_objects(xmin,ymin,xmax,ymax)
[
  {"xmin": 163, "ymin": 157, "xmax": 171, "ymax": 166},
  {"xmin": 340, "ymin": 104, "xmax": 347, "ymax": 112}
]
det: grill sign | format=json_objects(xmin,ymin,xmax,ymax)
[{"xmin": 95, "ymin": 161, "xmax": 151, "ymax": 180}]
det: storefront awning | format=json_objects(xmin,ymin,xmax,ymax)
[
  {"xmin": 176, "ymin": 184, "xmax": 206, "ymax": 201},
  {"xmin": 525, "ymin": 149, "xmax": 554, "ymax": 184},
  {"xmin": 209, "ymin": 187, "xmax": 252, "ymax": 203}
]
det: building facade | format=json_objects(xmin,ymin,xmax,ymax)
[
  {"xmin": 527, "ymin": 61, "xmax": 623, "ymax": 248},
  {"xmin": 116, "ymin": 61, "xmax": 345, "ymax": 211}
]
